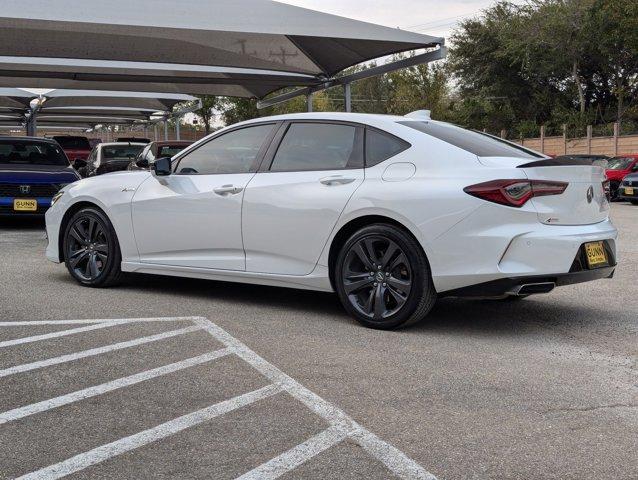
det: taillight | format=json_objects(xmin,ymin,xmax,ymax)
[
  {"xmin": 464, "ymin": 179, "xmax": 568, "ymax": 207},
  {"xmin": 602, "ymin": 179, "xmax": 611, "ymax": 201}
]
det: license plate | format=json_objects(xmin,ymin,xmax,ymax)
[
  {"xmin": 13, "ymin": 199, "xmax": 37, "ymax": 211},
  {"xmin": 584, "ymin": 241, "xmax": 608, "ymax": 268},
  {"xmin": 625, "ymin": 186, "xmax": 634, "ymax": 196}
]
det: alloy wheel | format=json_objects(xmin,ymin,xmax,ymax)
[
  {"xmin": 342, "ymin": 235, "xmax": 412, "ymax": 321},
  {"xmin": 67, "ymin": 216, "xmax": 109, "ymax": 281}
]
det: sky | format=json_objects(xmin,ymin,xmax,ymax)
[{"xmin": 277, "ymin": 0, "xmax": 507, "ymax": 39}]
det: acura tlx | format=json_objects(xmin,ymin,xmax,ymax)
[{"xmin": 45, "ymin": 112, "xmax": 618, "ymax": 329}]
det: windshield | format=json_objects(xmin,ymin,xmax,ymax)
[
  {"xmin": 606, "ymin": 157, "xmax": 633, "ymax": 170},
  {"xmin": 399, "ymin": 121, "xmax": 544, "ymax": 159},
  {"xmin": 103, "ymin": 145, "xmax": 144, "ymax": 161},
  {"xmin": 158, "ymin": 145, "xmax": 188, "ymax": 157},
  {"xmin": 53, "ymin": 136, "xmax": 91, "ymax": 150},
  {"xmin": 0, "ymin": 140, "xmax": 69, "ymax": 166}
]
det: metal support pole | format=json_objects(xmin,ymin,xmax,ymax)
[
  {"xmin": 164, "ymin": 121, "xmax": 169, "ymax": 140},
  {"xmin": 306, "ymin": 93, "xmax": 313, "ymax": 113},
  {"xmin": 344, "ymin": 83, "xmax": 352, "ymax": 113},
  {"xmin": 153, "ymin": 125, "xmax": 158, "ymax": 142},
  {"xmin": 26, "ymin": 114, "xmax": 37, "ymax": 136},
  {"xmin": 175, "ymin": 116, "xmax": 181, "ymax": 141}
]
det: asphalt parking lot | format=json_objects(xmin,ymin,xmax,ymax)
[{"xmin": 0, "ymin": 203, "xmax": 636, "ymax": 480}]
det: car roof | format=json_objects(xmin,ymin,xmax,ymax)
[
  {"xmin": 98, "ymin": 142, "xmax": 146, "ymax": 147},
  {"xmin": 0, "ymin": 136, "xmax": 59, "ymax": 144},
  {"xmin": 152, "ymin": 140, "xmax": 193, "ymax": 146},
  {"xmin": 239, "ymin": 112, "xmax": 408, "ymax": 126}
]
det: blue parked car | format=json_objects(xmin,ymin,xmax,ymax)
[{"xmin": 0, "ymin": 137, "xmax": 80, "ymax": 216}]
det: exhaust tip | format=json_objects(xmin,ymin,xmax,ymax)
[{"xmin": 508, "ymin": 282, "xmax": 556, "ymax": 296}]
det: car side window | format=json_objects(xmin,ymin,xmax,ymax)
[
  {"xmin": 270, "ymin": 123, "xmax": 363, "ymax": 172},
  {"xmin": 365, "ymin": 128, "xmax": 411, "ymax": 167},
  {"xmin": 175, "ymin": 124, "xmax": 274, "ymax": 175}
]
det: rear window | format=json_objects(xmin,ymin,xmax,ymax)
[
  {"xmin": 0, "ymin": 140, "xmax": 69, "ymax": 166},
  {"xmin": 607, "ymin": 157, "xmax": 633, "ymax": 170},
  {"xmin": 102, "ymin": 145, "xmax": 144, "ymax": 161},
  {"xmin": 52, "ymin": 136, "xmax": 91, "ymax": 150},
  {"xmin": 398, "ymin": 121, "xmax": 543, "ymax": 159},
  {"xmin": 158, "ymin": 145, "xmax": 188, "ymax": 158}
]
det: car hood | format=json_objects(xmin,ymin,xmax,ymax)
[{"xmin": 0, "ymin": 164, "xmax": 80, "ymax": 183}]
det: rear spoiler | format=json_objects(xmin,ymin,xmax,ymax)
[{"xmin": 518, "ymin": 158, "xmax": 606, "ymax": 168}]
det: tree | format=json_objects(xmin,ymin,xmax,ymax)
[{"xmin": 193, "ymin": 96, "xmax": 222, "ymax": 134}]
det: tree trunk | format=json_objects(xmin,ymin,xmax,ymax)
[{"xmin": 572, "ymin": 60, "xmax": 586, "ymax": 115}]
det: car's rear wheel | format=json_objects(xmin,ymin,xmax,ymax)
[
  {"xmin": 334, "ymin": 224, "xmax": 436, "ymax": 329},
  {"xmin": 630, "ymin": 200, "xmax": 638, "ymax": 206},
  {"xmin": 63, "ymin": 207, "xmax": 122, "ymax": 287}
]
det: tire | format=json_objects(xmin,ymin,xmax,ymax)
[
  {"xmin": 610, "ymin": 182, "xmax": 620, "ymax": 201},
  {"xmin": 631, "ymin": 200, "xmax": 638, "ymax": 206},
  {"xmin": 334, "ymin": 224, "xmax": 436, "ymax": 329},
  {"xmin": 63, "ymin": 207, "xmax": 123, "ymax": 287}
]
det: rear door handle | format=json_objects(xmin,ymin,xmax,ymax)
[
  {"xmin": 213, "ymin": 184, "xmax": 243, "ymax": 196},
  {"xmin": 319, "ymin": 175, "xmax": 356, "ymax": 186}
]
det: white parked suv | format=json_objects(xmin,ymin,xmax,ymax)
[{"xmin": 45, "ymin": 112, "xmax": 618, "ymax": 329}]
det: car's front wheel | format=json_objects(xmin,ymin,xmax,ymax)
[
  {"xmin": 63, "ymin": 207, "xmax": 122, "ymax": 287},
  {"xmin": 334, "ymin": 224, "xmax": 436, "ymax": 329}
]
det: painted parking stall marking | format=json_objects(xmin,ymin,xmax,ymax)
[{"xmin": 0, "ymin": 316, "xmax": 436, "ymax": 480}]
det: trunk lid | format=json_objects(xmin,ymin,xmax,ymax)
[{"xmin": 480, "ymin": 156, "xmax": 609, "ymax": 225}]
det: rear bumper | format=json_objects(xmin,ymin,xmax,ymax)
[
  {"xmin": 443, "ymin": 265, "xmax": 615, "ymax": 297},
  {"xmin": 430, "ymin": 205, "xmax": 618, "ymax": 293}
]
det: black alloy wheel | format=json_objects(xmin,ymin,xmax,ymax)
[
  {"xmin": 335, "ymin": 224, "xmax": 436, "ymax": 329},
  {"xmin": 63, "ymin": 208, "xmax": 122, "ymax": 287}
]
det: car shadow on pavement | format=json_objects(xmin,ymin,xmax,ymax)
[
  {"xmin": 0, "ymin": 217, "xmax": 46, "ymax": 230},
  {"xmin": 119, "ymin": 272, "xmax": 347, "ymax": 317},
  {"xmin": 48, "ymin": 269, "xmax": 613, "ymax": 336}
]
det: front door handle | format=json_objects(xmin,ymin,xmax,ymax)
[
  {"xmin": 213, "ymin": 184, "xmax": 243, "ymax": 196},
  {"xmin": 319, "ymin": 175, "xmax": 356, "ymax": 186}
]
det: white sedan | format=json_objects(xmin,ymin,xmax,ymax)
[{"xmin": 45, "ymin": 112, "xmax": 618, "ymax": 329}]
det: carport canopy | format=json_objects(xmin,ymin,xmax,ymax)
[
  {"xmin": 0, "ymin": 0, "xmax": 444, "ymax": 98},
  {"xmin": 0, "ymin": 88, "xmax": 35, "ymax": 114},
  {"xmin": 35, "ymin": 90, "xmax": 199, "ymax": 122}
]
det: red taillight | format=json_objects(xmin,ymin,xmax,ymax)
[{"xmin": 464, "ymin": 179, "xmax": 568, "ymax": 207}]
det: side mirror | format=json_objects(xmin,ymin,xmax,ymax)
[
  {"xmin": 152, "ymin": 157, "xmax": 172, "ymax": 176},
  {"xmin": 632, "ymin": 164, "xmax": 638, "ymax": 172},
  {"xmin": 73, "ymin": 159, "xmax": 87, "ymax": 169},
  {"xmin": 136, "ymin": 158, "xmax": 149, "ymax": 169}
]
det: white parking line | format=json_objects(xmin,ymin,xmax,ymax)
[
  {"xmin": 17, "ymin": 384, "xmax": 282, "ymax": 480},
  {"xmin": 0, "ymin": 325, "xmax": 201, "ymax": 378},
  {"xmin": 193, "ymin": 317, "xmax": 437, "ymax": 480},
  {"xmin": 237, "ymin": 425, "xmax": 348, "ymax": 480},
  {"xmin": 0, "ymin": 317, "xmax": 198, "ymax": 327},
  {"xmin": 0, "ymin": 349, "xmax": 231, "ymax": 425},
  {"xmin": 0, "ymin": 322, "xmax": 118, "ymax": 348},
  {"xmin": 5, "ymin": 317, "xmax": 436, "ymax": 480}
]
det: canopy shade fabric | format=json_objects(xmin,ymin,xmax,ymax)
[
  {"xmin": 0, "ymin": 88, "xmax": 35, "ymax": 112},
  {"xmin": 41, "ymin": 89, "xmax": 197, "ymax": 112},
  {"xmin": 0, "ymin": 0, "xmax": 444, "ymax": 97}
]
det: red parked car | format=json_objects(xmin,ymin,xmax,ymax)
[
  {"xmin": 51, "ymin": 136, "xmax": 92, "ymax": 166},
  {"xmin": 605, "ymin": 154, "xmax": 638, "ymax": 200}
]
